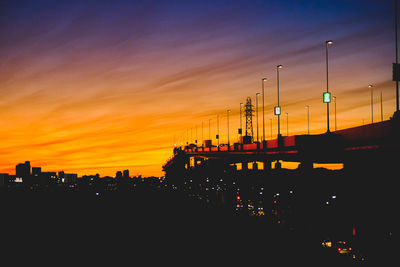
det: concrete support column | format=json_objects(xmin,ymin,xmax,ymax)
[
  {"xmin": 242, "ymin": 162, "xmax": 248, "ymax": 171},
  {"xmin": 275, "ymin": 160, "xmax": 282, "ymax": 170},
  {"xmin": 253, "ymin": 162, "xmax": 258, "ymax": 171},
  {"xmin": 263, "ymin": 160, "xmax": 272, "ymax": 172},
  {"xmin": 232, "ymin": 164, "xmax": 237, "ymax": 172},
  {"xmin": 299, "ymin": 160, "xmax": 313, "ymax": 171}
]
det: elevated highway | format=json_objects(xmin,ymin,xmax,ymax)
[{"xmin": 164, "ymin": 118, "xmax": 400, "ymax": 171}]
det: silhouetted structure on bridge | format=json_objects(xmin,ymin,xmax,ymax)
[{"xmin": 165, "ymin": 117, "xmax": 400, "ymax": 177}]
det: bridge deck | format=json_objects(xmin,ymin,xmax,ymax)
[{"xmin": 162, "ymin": 119, "xmax": 400, "ymax": 166}]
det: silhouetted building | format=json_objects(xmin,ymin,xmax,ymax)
[
  {"xmin": 58, "ymin": 171, "xmax": 65, "ymax": 180},
  {"xmin": 0, "ymin": 173, "xmax": 8, "ymax": 187},
  {"xmin": 40, "ymin": 172, "xmax": 57, "ymax": 186},
  {"xmin": 32, "ymin": 167, "xmax": 41, "ymax": 177},
  {"xmin": 123, "ymin": 169, "xmax": 129, "ymax": 178},
  {"xmin": 102, "ymin": 176, "xmax": 117, "ymax": 191},
  {"xmin": 42, "ymin": 172, "xmax": 57, "ymax": 179},
  {"xmin": 63, "ymin": 173, "xmax": 77, "ymax": 184},
  {"xmin": 116, "ymin": 171, "xmax": 122, "ymax": 179},
  {"xmin": 16, "ymin": 161, "xmax": 30, "ymax": 180}
]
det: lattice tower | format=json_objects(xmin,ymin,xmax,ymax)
[{"xmin": 244, "ymin": 97, "xmax": 254, "ymax": 139}]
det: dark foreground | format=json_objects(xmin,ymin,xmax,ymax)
[{"xmin": 2, "ymin": 185, "xmax": 395, "ymax": 266}]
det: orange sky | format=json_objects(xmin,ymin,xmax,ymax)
[{"xmin": 0, "ymin": 1, "xmax": 395, "ymax": 177}]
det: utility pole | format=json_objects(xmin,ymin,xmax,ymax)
[
  {"xmin": 396, "ymin": 0, "xmax": 399, "ymax": 113},
  {"xmin": 308, "ymin": 107, "xmax": 310, "ymax": 134},
  {"xmin": 285, "ymin": 112, "xmax": 289, "ymax": 136},
  {"xmin": 256, "ymin": 92, "xmax": 260, "ymax": 142},
  {"xmin": 369, "ymin": 84, "xmax": 374, "ymax": 124},
  {"xmin": 217, "ymin": 114, "xmax": 219, "ymax": 147},
  {"xmin": 208, "ymin": 119, "xmax": 211, "ymax": 140},
  {"xmin": 381, "ymin": 91, "xmax": 384, "ymax": 122},
  {"xmin": 276, "ymin": 65, "xmax": 283, "ymax": 137},
  {"xmin": 325, "ymin": 40, "xmax": 333, "ymax": 132},
  {"xmin": 262, "ymin": 78, "xmax": 267, "ymax": 142},
  {"xmin": 270, "ymin": 118, "xmax": 272, "ymax": 140},
  {"xmin": 202, "ymin": 121, "xmax": 204, "ymax": 145},
  {"xmin": 240, "ymin": 102, "xmax": 243, "ymax": 144},
  {"xmin": 227, "ymin": 109, "xmax": 230, "ymax": 147}
]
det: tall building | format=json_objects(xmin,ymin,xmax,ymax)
[
  {"xmin": 123, "ymin": 169, "xmax": 129, "ymax": 178},
  {"xmin": 116, "ymin": 171, "xmax": 122, "ymax": 179},
  {"xmin": 16, "ymin": 161, "xmax": 30, "ymax": 180}
]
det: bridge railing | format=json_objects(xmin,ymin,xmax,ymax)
[{"xmin": 183, "ymin": 135, "xmax": 301, "ymax": 153}]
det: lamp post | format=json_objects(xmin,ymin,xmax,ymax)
[
  {"xmin": 202, "ymin": 121, "xmax": 204, "ymax": 146},
  {"xmin": 396, "ymin": 0, "xmax": 399, "ymax": 114},
  {"xmin": 217, "ymin": 114, "xmax": 219, "ymax": 147},
  {"xmin": 325, "ymin": 40, "xmax": 333, "ymax": 133},
  {"xmin": 307, "ymin": 106, "xmax": 310, "ymax": 134},
  {"xmin": 208, "ymin": 119, "xmax": 211, "ymax": 140},
  {"xmin": 262, "ymin": 78, "xmax": 267, "ymax": 142},
  {"xmin": 240, "ymin": 102, "xmax": 243, "ymax": 144},
  {"xmin": 333, "ymin": 96, "xmax": 337, "ymax": 131},
  {"xmin": 369, "ymin": 84, "xmax": 374, "ymax": 124},
  {"xmin": 381, "ymin": 91, "xmax": 383, "ymax": 122},
  {"xmin": 270, "ymin": 118, "xmax": 272, "ymax": 140},
  {"xmin": 227, "ymin": 109, "xmax": 231, "ymax": 147},
  {"xmin": 276, "ymin": 65, "xmax": 283, "ymax": 137},
  {"xmin": 285, "ymin": 112, "xmax": 289, "ymax": 136},
  {"xmin": 256, "ymin": 92, "xmax": 260, "ymax": 142}
]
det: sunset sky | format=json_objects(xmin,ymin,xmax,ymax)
[{"xmin": 0, "ymin": 0, "xmax": 395, "ymax": 177}]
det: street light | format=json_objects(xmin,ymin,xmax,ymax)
[
  {"xmin": 270, "ymin": 118, "xmax": 272, "ymax": 140},
  {"xmin": 201, "ymin": 121, "xmax": 204, "ymax": 146},
  {"xmin": 305, "ymin": 105, "xmax": 310, "ymax": 135},
  {"xmin": 325, "ymin": 40, "xmax": 333, "ymax": 133},
  {"xmin": 332, "ymin": 96, "xmax": 337, "ymax": 131},
  {"xmin": 369, "ymin": 84, "xmax": 373, "ymax": 123},
  {"xmin": 285, "ymin": 112, "xmax": 289, "ymax": 136},
  {"xmin": 217, "ymin": 114, "xmax": 220, "ymax": 147},
  {"xmin": 262, "ymin": 78, "xmax": 267, "ymax": 143},
  {"xmin": 227, "ymin": 109, "xmax": 231, "ymax": 147},
  {"xmin": 208, "ymin": 119, "xmax": 212, "ymax": 140},
  {"xmin": 256, "ymin": 92, "xmax": 260, "ymax": 142},
  {"xmin": 240, "ymin": 102, "xmax": 243, "ymax": 144},
  {"xmin": 276, "ymin": 65, "xmax": 283, "ymax": 137},
  {"xmin": 380, "ymin": 91, "xmax": 383, "ymax": 122},
  {"xmin": 395, "ymin": 0, "xmax": 399, "ymax": 115}
]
